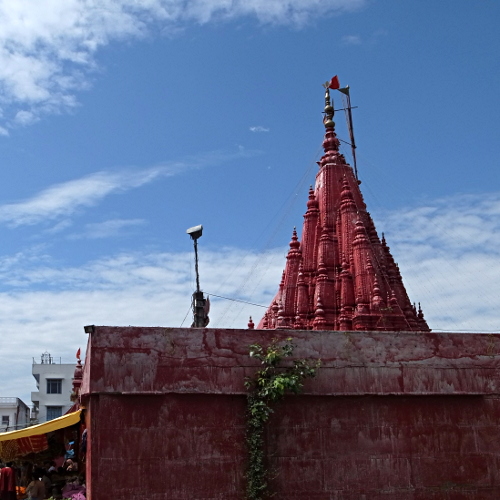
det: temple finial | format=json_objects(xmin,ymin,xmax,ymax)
[
  {"xmin": 289, "ymin": 226, "xmax": 299, "ymax": 248},
  {"xmin": 322, "ymin": 86, "xmax": 335, "ymax": 129}
]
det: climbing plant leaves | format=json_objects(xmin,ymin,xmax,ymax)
[{"xmin": 245, "ymin": 338, "xmax": 319, "ymax": 500}]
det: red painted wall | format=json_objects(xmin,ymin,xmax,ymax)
[{"xmin": 81, "ymin": 327, "xmax": 500, "ymax": 499}]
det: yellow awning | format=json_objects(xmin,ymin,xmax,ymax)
[{"xmin": 0, "ymin": 410, "xmax": 82, "ymax": 442}]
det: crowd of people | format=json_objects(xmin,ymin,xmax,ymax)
[{"xmin": 0, "ymin": 460, "xmax": 84, "ymax": 500}]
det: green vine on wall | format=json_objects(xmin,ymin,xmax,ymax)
[{"xmin": 244, "ymin": 338, "xmax": 319, "ymax": 500}]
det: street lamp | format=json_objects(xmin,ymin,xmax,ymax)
[{"xmin": 186, "ymin": 224, "xmax": 209, "ymax": 328}]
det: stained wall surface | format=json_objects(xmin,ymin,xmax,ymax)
[{"xmin": 81, "ymin": 327, "xmax": 500, "ymax": 499}]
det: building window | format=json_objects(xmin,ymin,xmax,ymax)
[
  {"xmin": 46, "ymin": 406, "xmax": 63, "ymax": 420},
  {"xmin": 46, "ymin": 379, "xmax": 62, "ymax": 394},
  {"xmin": 1, "ymin": 416, "xmax": 9, "ymax": 426}
]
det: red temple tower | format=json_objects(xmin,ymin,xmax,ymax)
[{"xmin": 259, "ymin": 85, "xmax": 429, "ymax": 332}]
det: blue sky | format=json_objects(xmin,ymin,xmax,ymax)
[{"xmin": 0, "ymin": 0, "xmax": 499, "ymax": 403}]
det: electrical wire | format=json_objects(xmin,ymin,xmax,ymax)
[
  {"xmin": 212, "ymin": 145, "xmax": 322, "ymax": 327},
  {"xmin": 180, "ymin": 305, "xmax": 191, "ymax": 328},
  {"xmin": 205, "ymin": 292, "xmax": 267, "ymax": 308}
]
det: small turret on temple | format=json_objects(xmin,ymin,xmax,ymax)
[{"xmin": 258, "ymin": 84, "xmax": 430, "ymax": 332}]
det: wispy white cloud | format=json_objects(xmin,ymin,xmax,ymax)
[
  {"xmin": 0, "ymin": 0, "xmax": 367, "ymax": 130},
  {"xmin": 250, "ymin": 126, "xmax": 270, "ymax": 133},
  {"xmin": 341, "ymin": 29, "xmax": 388, "ymax": 46},
  {"xmin": 341, "ymin": 34, "xmax": 362, "ymax": 45},
  {"xmin": 69, "ymin": 218, "xmax": 146, "ymax": 239},
  {"xmin": 380, "ymin": 193, "xmax": 500, "ymax": 256},
  {"xmin": 14, "ymin": 110, "xmax": 39, "ymax": 126},
  {"xmin": 0, "ymin": 148, "xmax": 254, "ymax": 227},
  {"xmin": 0, "ymin": 169, "xmax": 160, "ymax": 227},
  {"xmin": 44, "ymin": 219, "xmax": 74, "ymax": 235},
  {"xmin": 376, "ymin": 192, "xmax": 500, "ymax": 333}
]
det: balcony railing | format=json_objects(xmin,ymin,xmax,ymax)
[
  {"xmin": 0, "ymin": 397, "xmax": 20, "ymax": 406},
  {"xmin": 32, "ymin": 356, "xmax": 62, "ymax": 365}
]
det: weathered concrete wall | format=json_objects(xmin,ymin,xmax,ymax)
[
  {"xmin": 268, "ymin": 395, "xmax": 500, "ymax": 499},
  {"xmin": 86, "ymin": 393, "xmax": 246, "ymax": 499},
  {"xmin": 81, "ymin": 327, "xmax": 500, "ymax": 499}
]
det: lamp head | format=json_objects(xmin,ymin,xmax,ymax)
[{"xmin": 186, "ymin": 224, "xmax": 203, "ymax": 240}]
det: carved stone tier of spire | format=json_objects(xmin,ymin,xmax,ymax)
[{"xmin": 258, "ymin": 86, "xmax": 430, "ymax": 332}]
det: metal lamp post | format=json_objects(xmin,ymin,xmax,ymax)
[{"xmin": 186, "ymin": 225, "xmax": 209, "ymax": 328}]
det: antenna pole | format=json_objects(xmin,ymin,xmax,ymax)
[
  {"xmin": 347, "ymin": 94, "xmax": 358, "ymax": 180},
  {"xmin": 193, "ymin": 238, "xmax": 200, "ymax": 294},
  {"xmin": 338, "ymin": 84, "xmax": 358, "ymax": 180},
  {"xmin": 346, "ymin": 92, "xmax": 358, "ymax": 180}
]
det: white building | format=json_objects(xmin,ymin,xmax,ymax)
[
  {"xmin": 31, "ymin": 352, "xmax": 75, "ymax": 423},
  {"xmin": 0, "ymin": 397, "xmax": 30, "ymax": 431}
]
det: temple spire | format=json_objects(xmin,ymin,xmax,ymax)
[{"xmin": 257, "ymin": 81, "xmax": 430, "ymax": 333}]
